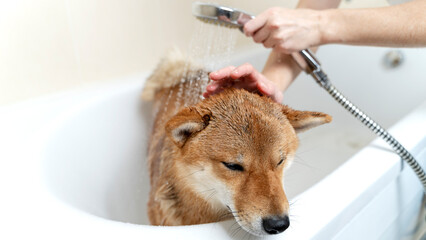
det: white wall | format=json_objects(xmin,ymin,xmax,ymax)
[{"xmin": 0, "ymin": 0, "xmax": 388, "ymax": 106}]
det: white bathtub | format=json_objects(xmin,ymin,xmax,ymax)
[{"xmin": 1, "ymin": 45, "xmax": 425, "ymax": 240}]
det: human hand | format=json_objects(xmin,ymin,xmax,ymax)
[
  {"xmin": 243, "ymin": 7, "xmax": 323, "ymax": 53},
  {"xmin": 203, "ymin": 63, "xmax": 284, "ymax": 103}
]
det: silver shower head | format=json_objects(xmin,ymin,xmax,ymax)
[
  {"xmin": 191, "ymin": 2, "xmax": 323, "ymax": 76},
  {"xmin": 192, "ymin": 2, "xmax": 254, "ymax": 32}
]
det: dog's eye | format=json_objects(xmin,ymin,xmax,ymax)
[
  {"xmin": 277, "ymin": 158, "xmax": 285, "ymax": 166},
  {"xmin": 222, "ymin": 162, "xmax": 244, "ymax": 171}
]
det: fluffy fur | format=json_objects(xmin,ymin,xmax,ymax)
[{"xmin": 142, "ymin": 50, "xmax": 332, "ymax": 235}]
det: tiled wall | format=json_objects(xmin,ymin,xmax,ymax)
[{"xmin": 0, "ymin": 0, "xmax": 388, "ymax": 106}]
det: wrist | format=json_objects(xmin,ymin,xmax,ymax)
[
  {"xmin": 262, "ymin": 71, "xmax": 291, "ymax": 92},
  {"xmin": 318, "ymin": 9, "xmax": 342, "ymax": 45},
  {"xmin": 262, "ymin": 53, "xmax": 301, "ymax": 92}
]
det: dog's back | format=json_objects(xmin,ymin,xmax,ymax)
[
  {"xmin": 142, "ymin": 50, "xmax": 215, "ymax": 225},
  {"xmin": 142, "ymin": 49, "xmax": 206, "ymax": 180}
]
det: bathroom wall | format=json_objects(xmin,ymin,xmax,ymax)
[{"xmin": 0, "ymin": 0, "xmax": 389, "ymax": 106}]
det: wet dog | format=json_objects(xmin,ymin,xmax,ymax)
[{"xmin": 142, "ymin": 50, "xmax": 331, "ymax": 236}]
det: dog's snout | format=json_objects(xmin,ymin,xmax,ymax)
[{"xmin": 262, "ymin": 215, "xmax": 290, "ymax": 234}]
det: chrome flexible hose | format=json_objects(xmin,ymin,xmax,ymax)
[
  {"xmin": 290, "ymin": 48, "xmax": 426, "ymax": 193},
  {"xmin": 321, "ymin": 78, "xmax": 426, "ymax": 193}
]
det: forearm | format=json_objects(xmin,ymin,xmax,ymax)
[
  {"xmin": 321, "ymin": 0, "xmax": 426, "ymax": 47},
  {"xmin": 262, "ymin": 0, "xmax": 341, "ymax": 92},
  {"xmin": 297, "ymin": 0, "xmax": 341, "ymax": 10},
  {"xmin": 262, "ymin": 51, "xmax": 301, "ymax": 92}
]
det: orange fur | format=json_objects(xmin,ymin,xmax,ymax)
[{"xmin": 142, "ymin": 50, "xmax": 331, "ymax": 235}]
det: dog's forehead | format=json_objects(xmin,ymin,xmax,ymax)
[
  {"xmin": 211, "ymin": 108, "xmax": 290, "ymax": 138},
  {"xmin": 204, "ymin": 115, "xmax": 295, "ymax": 155},
  {"xmin": 201, "ymin": 88, "xmax": 287, "ymax": 121},
  {"xmin": 199, "ymin": 89, "xmax": 298, "ymax": 155}
]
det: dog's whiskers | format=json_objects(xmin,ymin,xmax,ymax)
[
  {"xmin": 217, "ymin": 209, "xmax": 242, "ymax": 221},
  {"xmin": 178, "ymin": 168, "xmax": 204, "ymax": 180},
  {"xmin": 229, "ymin": 220, "xmax": 244, "ymax": 238},
  {"xmin": 243, "ymin": 230, "xmax": 257, "ymax": 240},
  {"xmin": 205, "ymin": 190, "xmax": 217, "ymax": 202},
  {"xmin": 291, "ymin": 155, "xmax": 318, "ymax": 170},
  {"xmin": 289, "ymin": 198, "xmax": 300, "ymax": 206},
  {"xmin": 198, "ymin": 188, "xmax": 216, "ymax": 194},
  {"xmin": 168, "ymin": 168, "xmax": 205, "ymax": 188},
  {"xmin": 231, "ymin": 226, "xmax": 243, "ymax": 238}
]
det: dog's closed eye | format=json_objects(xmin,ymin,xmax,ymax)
[
  {"xmin": 222, "ymin": 162, "xmax": 244, "ymax": 171},
  {"xmin": 277, "ymin": 158, "xmax": 285, "ymax": 167}
]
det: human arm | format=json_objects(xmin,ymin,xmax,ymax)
[
  {"xmin": 209, "ymin": 0, "xmax": 426, "ymax": 101},
  {"xmin": 249, "ymin": 0, "xmax": 341, "ymax": 95},
  {"xmin": 258, "ymin": 0, "xmax": 426, "ymax": 95},
  {"xmin": 204, "ymin": 0, "xmax": 340, "ymax": 101},
  {"xmin": 245, "ymin": 0, "xmax": 426, "ymax": 52},
  {"xmin": 321, "ymin": 0, "xmax": 426, "ymax": 48}
]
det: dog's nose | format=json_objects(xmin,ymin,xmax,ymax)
[{"xmin": 262, "ymin": 215, "xmax": 290, "ymax": 234}]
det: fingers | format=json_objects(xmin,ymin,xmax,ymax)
[
  {"xmin": 209, "ymin": 66, "xmax": 236, "ymax": 81},
  {"xmin": 205, "ymin": 63, "xmax": 284, "ymax": 103},
  {"xmin": 210, "ymin": 63, "xmax": 257, "ymax": 82},
  {"xmin": 245, "ymin": 8, "xmax": 282, "ymax": 49},
  {"xmin": 229, "ymin": 63, "xmax": 256, "ymax": 80},
  {"xmin": 252, "ymin": 26, "xmax": 270, "ymax": 44},
  {"xmin": 209, "ymin": 63, "xmax": 264, "ymax": 89},
  {"xmin": 203, "ymin": 81, "xmax": 224, "ymax": 98},
  {"xmin": 256, "ymin": 78, "xmax": 274, "ymax": 97},
  {"xmin": 205, "ymin": 65, "xmax": 237, "ymax": 98},
  {"xmin": 257, "ymin": 79, "xmax": 284, "ymax": 103},
  {"xmin": 262, "ymin": 35, "xmax": 276, "ymax": 49},
  {"xmin": 243, "ymin": 11, "xmax": 269, "ymax": 37},
  {"xmin": 205, "ymin": 63, "xmax": 257, "ymax": 98},
  {"xmin": 271, "ymin": 91, "xmax": 284, "ymax": 103}
]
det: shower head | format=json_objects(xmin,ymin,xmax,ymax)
[
  {"xmin": 192, "ymin": 2, "xmax": 254, "ymax": 32},
  {"xmin": 191, "ymin": 2, "xmax": 324, "ymax": 79}
]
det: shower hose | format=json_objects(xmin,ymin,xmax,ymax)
[{"xmin": 309, "ymin": 64, "xmax": 426, "ymax": 194}]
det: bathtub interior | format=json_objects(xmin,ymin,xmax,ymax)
[
  {"xmin": 43, "ymin": 87, "xmax": 153, "ymax": 225},
  {"xmin": 41, "ymin": 45, "xmax": 426, "ymax": 227}
]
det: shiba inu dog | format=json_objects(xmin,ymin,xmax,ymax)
[{"xmin": 142, "ymin": 50, "xmax": 331, "ymax": 236}]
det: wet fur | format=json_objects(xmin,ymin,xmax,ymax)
[{"xmin": 142, "ymin": 50, "xmax": 331, "ymax": 235}]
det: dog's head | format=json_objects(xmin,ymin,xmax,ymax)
[{"xmin": 165, "ymin": 89, "xmax": 331, "ymax": 236}]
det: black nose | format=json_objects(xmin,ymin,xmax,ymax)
[{"xmin": 262, "ymin": 215, "xmax": 290, "ymax": 234}]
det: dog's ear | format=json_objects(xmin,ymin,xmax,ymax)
[
  {"xmin": 282, "ymin": 105, "xmax": 332, "ymax": 133},
  {"xmin": 165, "ymin": 107, "xmax": 211, "ymax": 148}
]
